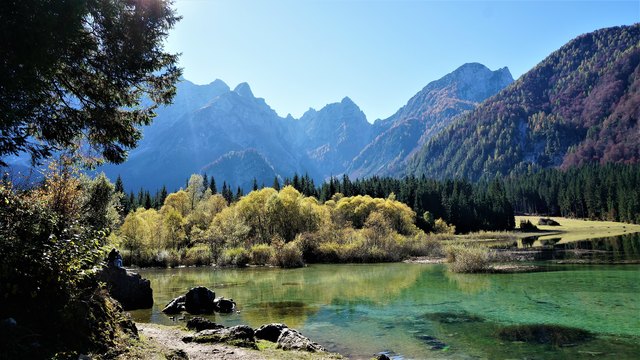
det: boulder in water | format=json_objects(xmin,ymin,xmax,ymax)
[
  {"xmin": 213, "ymin": 297, "xmax": 236, "ymax": 313},
  {"xmin": 184, "ymin": 286, "xmax": 216, "ymax": 314},
  {"xmin": 163, "ymin": 287, "xmax": 222, "ymax": 315},
  {"xmin": 162, "ymin": 295, "xmax": 186, "ymax": 314}
]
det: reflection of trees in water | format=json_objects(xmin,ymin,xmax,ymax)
[
  {"xmin": 138, "ymin": 264, "xmax": 426, "ymax": 328},
  {"xmin": 444, "ymin": 271, "xmax": 491, "ymax": 294},
  {"xmin": 552, "ymin": 233, "xmax": 640, "ymax": 261}
]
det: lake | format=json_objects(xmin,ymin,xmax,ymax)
[{"xmin": 130, "ymin": 235, "xmax": 640, "ymax": 359}]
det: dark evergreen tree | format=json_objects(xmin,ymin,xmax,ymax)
[
  {"xmin": 210, "ymin": 176, "xmax": 217, "ymax": 194},
  {"xmin": 273, "ymin": 177, "xmax": 281, "ymax": 191},
  {"xmin": 202, "ymin": 173, "xmax": 209, "ymax": 192},
  {"xmin": 158, "ymin": 185, "xmax": 168, "ymax": 208}
]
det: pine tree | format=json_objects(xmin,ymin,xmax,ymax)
[
  {"xmin": 210, "ymin": 176, "xmax": 217, "ymax": 194},
  {"xmin": 115, "ymin": 175, "xmax": 124, "ymax": 194},
  {"xmin": 252, "ymin": 178, "xmax": 258, "ymax": 191},
  {"xmin": 273, "ymin": 176, "xmax": 281, "ymax": 191},
  {"xmin": 144, "ymin": 191, "xmax": 152, "ymax": 209},
  {"xmin": 158, "ymin": 185, "xmax": 168, "ymax": 207}
]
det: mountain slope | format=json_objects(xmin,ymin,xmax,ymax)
[
  {"xmin": 295, "ymin": 97, "xmax": 372, "ymax": 176},
  {"xmin": 407, "ymin": 24, "xmax": 640, "ymax": 180},
  {"xmin": 347, "ymin": 63, "xmax": 513, "ymax": 178},
  {"xmin": 102, "ymin": 82, "xmax": 315, "ymax": 190},
  {"xmin": 201, "ymin": 149, "xmax": 279, "ymax": 191}
]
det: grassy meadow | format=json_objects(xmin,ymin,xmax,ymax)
[{"xmin": 515, "ymin": 216, "xmax": 640, "ymax": 244}]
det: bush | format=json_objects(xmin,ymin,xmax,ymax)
[
  {"xmin": 274, "ymin": 242, "xmax": 305, "ymax": 268},
  {"xmin": 433, "ymin": 218, "xmax": 456, "ymax": 234},
  {"xmin": 220, "ymin": 247, "xmax": 250, "ymax": 267},
  {"xmin": 445, "ymin": 244, "xmax": 490, "ymax": 273},
  {"xmin": 519, "ymin": 219, "xmax": 539, "ymax": 231},
  {"xmin": 250, "ymin": 244, "xmax": 274, "ymax": 265},
  {"xmin": 406, "ymin": 232, "xmax": 444, "ymax": 257},
  {"xmin": 184, "ymin": 244, "xmax": 212, "ymax": 266}
]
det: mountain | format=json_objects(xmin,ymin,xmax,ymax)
[
  {"xmin": 201, "ymin": 149, "xmax": 279, "ymax": 191},
  {"xmin": 101, "ymin": 81, "xmax": 314, "ymax": 191},
  {"xmin": 347, "ymin": 63, "xmax": 513, "ymax": 178},
  {"xmin": 406, "ymin": 24, "xmax": 640, "ymax": 180},
  {"xmin": 295, "ymin": 97, "xmax": 372, "ymax": 176}
]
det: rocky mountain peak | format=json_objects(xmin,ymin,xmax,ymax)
[{"xmin": 233, "ymin": 82, "xmax": 254, "ymax": 98}]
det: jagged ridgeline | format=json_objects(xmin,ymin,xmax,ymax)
[
  {"xmin": 97, "ymin": 63, "xmax": 512, "ymax": 192},
  {"xmin": 407, "ymin": 24, "xmax": 640, "ymax": 180}
]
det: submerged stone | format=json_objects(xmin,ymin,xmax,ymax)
[
  {"xmin": 423, "ymin": 311, "xmax": 484, "ymax": 324},
  {"xmin": 415, "ymin": 334, "xmax": 448, "ymax": 350},
  {"xmin": 497, "ymin": 324, "xmax": 592, "ymax": 346}
]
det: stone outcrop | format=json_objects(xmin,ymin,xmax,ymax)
[
  {"xmin": 255, "ymin": 323, "xmax": 288, "ymax": 342},
  {"xmin": 183, "ymin": 325, "xmax": 256, "ymax": 348},
  {"xmin": 98, "ymin": 265, "xmax": 153, "ymax": 310},
  {"xmin": 186, "ymin": 317, "xmax": 225, "ymax": 332},
  {"xmin": 276, "ymin": 328, "xmax": 326, "ymax": 352}
]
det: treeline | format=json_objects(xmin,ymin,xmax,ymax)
[
  {"xmin": 116, "ymin": 175, "xmax": 446, "ymax": 267},
  {"xmin": 117, "ymin": 173, "xmax": 515, "ymax": 234},
  {"xmin": 504, "ymin": 163, "xmax": 640, "ymax": 223}
]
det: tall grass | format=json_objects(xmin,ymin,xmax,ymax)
[{"xmin": 444, "ymin": 244, "xmax": 491, "ymax": 273}]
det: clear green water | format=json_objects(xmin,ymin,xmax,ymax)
[{"xmin": 130, "ymin": 261, "xmax": 640, "ymax": 359}]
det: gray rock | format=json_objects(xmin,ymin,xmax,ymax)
[
  {"xmin": 163, "ymin": 287, "xmax": 218, "ymax": 315},
  {"xmin": 276, "ymin": 328, "xmax": 325, "ymax": 352},
  {"xmin": 184, "ymin": 325, "xmax": 256, "ymax": 348},
  {"xmin": 98, "ymin": 266, "xmax": 153, "ymax": 310},
  {"xmin": 186, "ymin": 317, "xmax": 224, "ymax": 331},
  {"xmin": 213, "ymin": 297, "xmax": 236, "ymax": 313},
  {"xmin": 162, "ymin": 295, "xmax": 186, "ymax": 314},
  {"xmin": 184, "ymin": 287, "xmax": 216, "ymax": 314},
  {"xmin": 255, "ymin": 323, "xmax": 288, "ymax": 342}
]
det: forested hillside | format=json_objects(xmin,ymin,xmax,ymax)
[
  {"xmin": 407, "ymin": 24, "xmax": 640, "ymax": 180},
  {"xmin": 503, "ymin": 164, "xmax": 640, "ymax": 223},
  {"xmin": 347, "ymin": 63, "xmax": 512, "ymax": 178}
]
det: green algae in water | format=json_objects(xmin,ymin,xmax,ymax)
[{"xmin": 131, "ymin": 254, "xmax": 640, "ymax": 359}]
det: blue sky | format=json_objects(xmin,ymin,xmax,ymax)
[{"xmin": 165, "ymin": 0, "xmax": 639, "ymax": 122}]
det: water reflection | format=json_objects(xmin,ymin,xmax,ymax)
[
  {"xmin": 516, "ymin": 232, "xmax": 640, "ymax": 261},
  {"xmin": 444, "ymin": 271, "xmax": 491, "ymax": 294}
]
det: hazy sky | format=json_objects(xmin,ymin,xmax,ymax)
[{"xmin": 165, "ymin": 0, "xmax": 639, "ymax": 121}]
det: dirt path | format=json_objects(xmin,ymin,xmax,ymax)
[
  {"xmin": 136, "ymin": 323, "xmax": 267, "ymax": 360},
  {"xmin": 132, "ymin": 323, "xmax": 342, "ymax": 360}
]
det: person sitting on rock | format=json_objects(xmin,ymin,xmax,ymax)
[
  {"xmin": 115, "ymin": 249, "xmax": 123, "ymax": 268},
  {"xmin": 107, "ymin": 248, "xmax": 118, "ymax": 267}
]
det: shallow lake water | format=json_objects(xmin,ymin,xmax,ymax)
[{"xmin": 130, "ymin": 237, "xmax": 640, "ymax": 359}]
